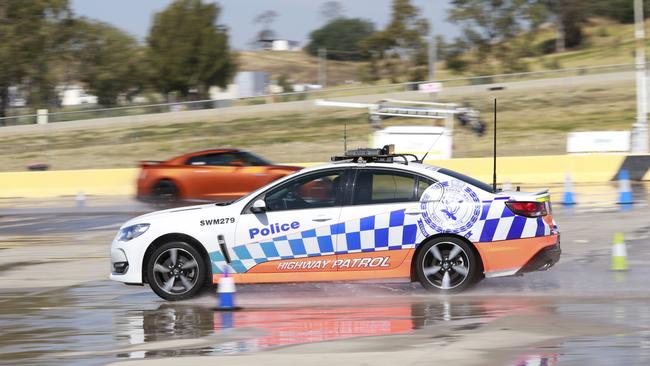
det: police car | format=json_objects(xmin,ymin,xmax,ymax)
[{"xmin": 110, "ymin": 146, "xmax": 560, "ymax": 301}]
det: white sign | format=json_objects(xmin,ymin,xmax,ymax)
[
  {"xmin": 373, "ymin": 125, "xmax": 452, "ymax": 159},
  {"xmin": 419, "ymin": 82, "xmax": 443, "ymax": 94},
  {"xmin": 566, "ymin": 131, "xmax": 631, "ymax": 154}
]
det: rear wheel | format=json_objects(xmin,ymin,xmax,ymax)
[
  {"xmin": 147, "ymin": 241, "xmax": 208, "ymax": 301},
  {"xmin": 416, "ymin": 237, "xmax": 479, "ymax": 293},
  {"xmin": 152, "ymin": 179, "xmax": 179, "ymax": 203}
]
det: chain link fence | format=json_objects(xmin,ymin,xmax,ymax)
[{"xmin": 0, "ymin": 63, "xmax": 636, "ymax": 127}]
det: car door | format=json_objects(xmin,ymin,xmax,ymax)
[
  {"xmin": 231, "ymin": 168, "xmax": 349, "ymax": 275},
  {"xmin": 185, "ymin": 152, "xmax": 257, "ymax": 201},
  {"xmin": 335, "ymin": 168, "xmax": 435, "ymax": 273}
]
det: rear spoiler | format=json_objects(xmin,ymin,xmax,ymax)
[
  {"xmin": 139, "ymin": 160, "xmax": 163, "ymax": 168},
  {"xmin": 498, "ymin": 188, "xmax": 550, "ymax": 202}
]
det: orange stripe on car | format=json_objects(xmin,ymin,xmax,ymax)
[
  {"xmin": 475, "ymin": 234, "xmax": 559, "ymax": 273},
  {"xmin": 214, "ymin": 250, "xmax": 414, "ymax": 284}
]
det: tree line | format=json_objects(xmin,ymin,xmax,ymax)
[
  {"xmin": 1, "ymin": 0, "xmax": 646, "ymax": 119},
  {"xmin": 0, "ymin": 0, "xmax": 235, "ymax": 120},
  {"xmin": 307, "ymin": 0, "xmax": 650, "ymax": 80}
]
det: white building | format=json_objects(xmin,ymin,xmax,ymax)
[
  {"xmin": 209, "ymin": 71, "xmax": 270, "ymax": 99},
  {"xmin": 257, "ymin": 39, "xmax": 300, "ymax": 52},
  {"xmin": 59, "ymin": 84, "xmax": 98, "ymax": 107}
]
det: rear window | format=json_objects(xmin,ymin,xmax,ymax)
[
  {"xmin": 438, "ymin": 168, "xmax": 494, "ymax": 193},
  {"xmin": 186, "ymin": 151, "xmax": 271, "ymax": 166}
]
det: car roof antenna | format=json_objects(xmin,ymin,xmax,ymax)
[
  {"xmin": 419, "ymin": 131, "xmax": 444, "ymax": 163},
  {"xmin": 343, "ymin": 121, "xmax": 348, "ymax": 153},
  {"xmin": 492, "ymin": 98, "xmax": 497, "ymax": 193}
]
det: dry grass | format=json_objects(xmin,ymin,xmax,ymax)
[
  {"xmin": 0, "ymin": 76, "xmax": 640, "ymax": 172},
  {"xmin": 238, "ymin": 51, "xmax": 364, "ymax": 86}
]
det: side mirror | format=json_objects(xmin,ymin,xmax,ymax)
[{"xmin": 250, "ymin": 199, "xmax": 267, "ymax": 213}]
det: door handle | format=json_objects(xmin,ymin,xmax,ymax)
[
  {"xmin": 405, "ymin": 209, "xmax": 424, "ymax": 215},
  {"xmin": 312, "ymin": 217, "xmax": 332, "ymax": 222}
]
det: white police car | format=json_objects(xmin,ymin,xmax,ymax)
[{"xmin": 111, "ymin": 147, "xmax": 560, "ymax": 301}]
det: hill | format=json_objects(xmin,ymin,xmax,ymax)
[
  {"xmin": 237, "ymin": 51, "xmax": 364, "ymax": 87},
  {"xmin": 236, "ymin": 19, "xmax": 648, "ymax": 87}
]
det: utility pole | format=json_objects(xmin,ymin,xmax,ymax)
[
  {"xmin": 428, "ymin": 35, "xmax": 436, "ymax": 82},
  {"xmin": 318, "ymin": 47, "xmax": 327, "ymax": 88},
  {"xmin": 632, "ymin": 0, "xmax": 649, "ymax": 153},
  {"xmin": 427, "ymin": 3, "xmax": 436, "ymax": 81}
]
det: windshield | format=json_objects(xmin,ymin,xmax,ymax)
[
  {"xmin": 438, "ymin": 168, "xmax": 494, "ymax": 193},
  {"xmin": 238, "ymin": 151, "xmax": 272, "ymax": 166}
]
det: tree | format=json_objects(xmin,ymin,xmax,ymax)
[
  {"xmin": 539, "ymin": 0, "xmax": 588, "ymax": 51},
  {"xmin": 72, "ymin": 19, "xmax": 144, "ymax": 106},
  {"xmin": 307, "ymin": 18, "xmax": 375, "ymax": 61},
  {"xmin": 365, "ymin": 0, "xmax": 429, "ymax": 59},
  {"xmin": 254, "ymin": 10, "xmax": 278, "ymax": 41},
  {"xmin": 448, "ymin": 0, "xmax": 543, "ymax": 74},
  {"xmin": 592, "ymin": 0, "xmax": 650, "ymax": 24},
  {"xmin": 147, "ymin": 0, "xmax": 237, "ymax": 99},
  {"xmin": 320, "ymin": 1, "xmax": 344, "ymax": 21},
  {"xmin": 361, "ymin": 0, "xmax": 429, "ymax": 82},
  {"xmin": 0, "ymin": 0, "xmax": 72, "ymax": 122}
]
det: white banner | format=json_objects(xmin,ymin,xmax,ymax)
[{"xmin": 566, "ymin": 131, "xmax": 631, "ymax": 153}]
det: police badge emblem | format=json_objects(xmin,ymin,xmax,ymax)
[{"xmin": 418, "ymin": 180, "xmax": 481, "ymax": 236}]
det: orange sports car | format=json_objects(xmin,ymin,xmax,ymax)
[{"xmin": 136, "ymin": 149, "xmax": 301, "ymax": 202}]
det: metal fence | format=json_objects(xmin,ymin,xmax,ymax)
[{"xmin": 0, "ymin": 63, "xmax": 636, "ymax": 127}]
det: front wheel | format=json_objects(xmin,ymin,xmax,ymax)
[
  {"xmin": 415, "ymin": 237, "xmax": 480, "ymax": 293},
  {"xmin": 147, "ymin": 241, "xmax": 208, "ymax": 301}
]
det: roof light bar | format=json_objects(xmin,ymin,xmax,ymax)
[{"xmin": 330, "ymin": 145, "xmax": 417, "ymax": 164}]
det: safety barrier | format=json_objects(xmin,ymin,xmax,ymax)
[
  {"xmin": 0, "ymin": 154, "xmax": 647, "ymax": 199},
  {"xmin": 0, "ymin": 168, "xmax": 138, "ymax": 198}
]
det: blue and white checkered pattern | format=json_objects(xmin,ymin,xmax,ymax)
[
  {"xmin": 210, "ymin": 199, "xmax": 553, "ymax": 274},
  {"xmin": 466, "ymin": 198, "xmax": 550, "ymax": 243},
  {"xmin": 213, "ymin": 209, "xmax": 418, "ymax": 274}
]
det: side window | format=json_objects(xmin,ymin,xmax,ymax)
[
  {"xmin": 263, "ymin": 170, "xmax": 344, "ymax": 211},
  {"xmin": 353, "ymin": 170, "xmax": 416, "ymax": 205},
  {"xmin": 234, "ymin": 151, "xmax": 271, "ymax": 166},
  {"xmin": 186, "ymin": 154, "xmax": 210, "ymax": 166},
  {"xmin": 186, "ymin": 153, "xmax": 243, "ymax": 166},
  {"xmin": 353, "ymin": 170, "xmax": 436, "ymax": 205},
  {"xmin": 417, "ymin": 177, "xmax": 436, "ymax": 199}
]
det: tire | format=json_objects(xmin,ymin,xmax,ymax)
[
  {"xmin": 415, "ymin": 237, "xmax": 480, "ymax": 293},
  {"xmin": 152, "ymin": 179, "xmax": 179, "ymax": 203},
  {"xmin": 147, "ymin": 241, "xmax": 209, "ymax": 301}
]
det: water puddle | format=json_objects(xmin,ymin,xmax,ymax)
[{"xmin": 0, "ymin": 281, "xmax": 558, "ymax": 365}]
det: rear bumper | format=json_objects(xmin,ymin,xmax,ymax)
[
  {"xmin": 477, "ymin": 234, "xmax": 560, "ymax": 278},
  {"xmin": 517, "ymin": 237, "xmax": 561, "ymax": 274}
]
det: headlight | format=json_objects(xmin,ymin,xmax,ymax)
[{"xmin": 118, "ymin": 223, "xmax": 150, "ymax": 242}]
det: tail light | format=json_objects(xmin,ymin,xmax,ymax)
[{"xmin": 505, "ymin": 201, "xmax": 548, "ymax": 217}]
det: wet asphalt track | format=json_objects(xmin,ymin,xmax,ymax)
[{"xmin": 2, "ymin": 183, "xmax": 650, "ymax": 366}]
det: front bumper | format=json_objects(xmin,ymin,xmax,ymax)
[
  {"xmin": 517, "ymin": 236, "xmax": 561, "ymax": 274},
  {"xmin": 110, "ymin": 237, "xmax": 148, "ymax": 284}
]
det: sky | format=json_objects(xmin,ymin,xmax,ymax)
[{"xmin": 70, "ymin": 0, "xmax": 459, "ymax": 50}]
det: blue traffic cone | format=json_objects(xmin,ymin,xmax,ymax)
[
  {"xmin": 562, "ymin": 173, "xmax": 575, "ymax": 205},
  {"xmin": 217, "ymin": 266, "xmax": 237, "ymax": 310},
  {"xmin": 618, "ymin": 169, "xmax": 633, "ymax": 205}
]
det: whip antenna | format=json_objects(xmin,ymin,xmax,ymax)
[
  {"xmin": 344, "ymin": 121, "xmax": 348, "ymax": 153},
  {"xmin": 492, "ymin": 98, "xmax": 497, "ymax": 192}
]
